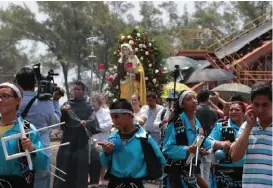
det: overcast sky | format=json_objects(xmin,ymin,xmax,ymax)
[
  {"xmin": 1, "ymin": 1, "xmax": 195, "ymax": 103},
  {"xmin": 0, "ymin": 1, "xmax": 195, "ymax": 24},
  {"xmin": 1, "ymin": 1, "xmax": 195, "ymax": 55}
]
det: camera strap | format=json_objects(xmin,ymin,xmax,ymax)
[{"xmin": 21, "ymin": 96, "xmax": 38, "ymax": 119}]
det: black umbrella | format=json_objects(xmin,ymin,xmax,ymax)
[
  {"xmin": 165, "ymin": 56, "xmax": 209, "ymax": 83},
  {"xmin": 187, "ymin": 69, "xmax": 235, "ymax": 83}
]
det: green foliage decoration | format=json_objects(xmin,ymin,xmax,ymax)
[{"xmin": 104, "ymin": 29, "xmax": 169, "ymax": 101}]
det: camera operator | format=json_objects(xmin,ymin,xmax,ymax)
[{"xmin": 15, "ymin": 67, "xmax": 63, "ymax": 188}]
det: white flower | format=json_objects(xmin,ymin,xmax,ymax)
[
  {"xmin": 163, "ymin": 67, "xmax": 167, "ymax": 71},
  {"xmin": 116, "ymin": 85, "xmax": 119, "ymax": 89},
  {"xmin": 109, "ymin": 93, "xmax": 114, "ymax": 97},
  {"xmin": 149, "ymin": 64, "xmax": 152, "ymax": 67},
  {"xmin": 139, "ymin": 44, "xmax": 143, "ymax": 48},
  {"xmin": 145, "ymin": 77, "xmax": 148, "ymax": 80},
  {"xmin": 140, "ymin": 57, "xmax": 143, "ymax": 60},
  {"xmin": 137, "ymin": 33, "xmax": 140, "ymax": 37},
  {"xmin": 129, "ymin": 40, "xmax": 134, "ymax": 45},
  {"xmin": 109, "ymin": 68, "xmax": 113, "ymax": 72},
  {"xmin": 152, "ymin": 78, "xmax": 157, "ymax": 84},
  {"xmin": 155, "ymin": 69, "xmax": 159, "ymax": 73},
  {"xmin": 148, "ymin": 43, "xmax": 152, "ymax": 47},
  {"xmin": 114, "ymin": 66, "xmax": 117, "ymax": 69},
  {"xmin": 145, "ymin": 51, "xmax": 149, "ymax": 55},
  {"xmin": 127, "ymin": 35, "xmax": 131, "ymax": 39},
  {"xmin": 121, "ymin": 36, "xmax": 125, "ymax": 40},
  {"xmin": 135, "ymin": 48, "xmax": 138, "ymax": 52},
  {"xmin": 113, "ymin": 98, "xmax": 117, "ymax": 102},
  {"xmin": 113, "ymin": 51, "xmax": 116, "ymax": 55}
]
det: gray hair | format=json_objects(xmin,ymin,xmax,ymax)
[{"xmin": 91, "ymin": 92, "xmax": 103, "ymax": 106}]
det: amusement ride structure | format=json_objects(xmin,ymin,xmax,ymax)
[{"xmin": 177, "ymin": 14, "xmax": 272, "ymax": 92}]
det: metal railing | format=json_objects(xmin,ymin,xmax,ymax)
[
  {"xmin": 239, "ymin": 71, "xmax": 272, "ymax": 83},
  {"xmin": 208, "ymin": 14, "xmax": 271, "ymax": 51}
]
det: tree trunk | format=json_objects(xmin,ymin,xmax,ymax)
[
  {"xmin": 61, "ymin": 63, "xmax": 70, "ymax": 99},
  {"xmin": 77, "ymin": 63, "xmax": 82, "ymax": 80}
]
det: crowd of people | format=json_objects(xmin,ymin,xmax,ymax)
[{"xmin": 0, "ymin": 66, "xmax": 272, "ymax": 188}]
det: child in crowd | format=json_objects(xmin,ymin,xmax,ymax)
[{"xmin": 100, "ymin": 99, "xmax": 166, "ymax": 188}]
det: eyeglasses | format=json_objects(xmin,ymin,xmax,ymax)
[{"xmin": 0, "ymin": 94, "xmax": 15, "ymax": 101}]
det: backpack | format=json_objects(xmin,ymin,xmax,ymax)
[{"xmin": 139, "ymin": 132, "xmax": 162, "ymax": 180}]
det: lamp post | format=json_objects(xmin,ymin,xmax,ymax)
[
  {"xmin": 86, "ymin": 33, "xmax": 98, "ymax": 96},
  {"xmin": 98, "ymin": 63, "xmax": 105, "ymax": 91}
]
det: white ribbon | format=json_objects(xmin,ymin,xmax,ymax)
[
  {"xmin": 178, "ymin": 90, "xmax": 194, "ymax": 107},
  {"xmin": 110, "ymin": 109, "xmax": 133, "ymax": 115},
  {"xmin": 0, "ymin": 82, "xmax": 22, "ymax": 98}
]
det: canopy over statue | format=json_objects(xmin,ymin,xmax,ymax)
[{"xmin": 111, "ymin": 43, "xmax": 147, "ymax": 105}]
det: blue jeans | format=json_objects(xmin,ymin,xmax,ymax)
[{"xmin": 33, "ymin": 170, "xmax": 51, "ymax": 188}]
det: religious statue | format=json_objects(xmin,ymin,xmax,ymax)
[{"xmin": 110, "ymin": 43, "xmax": 146, "ymax": 106}]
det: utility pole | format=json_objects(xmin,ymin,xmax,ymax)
[{"xmin": 86, "ymin": 32, "xmax": 98, "ymax": 96}]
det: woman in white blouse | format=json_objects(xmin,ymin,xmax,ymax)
[
  {"xmin": 89, "ymin": 93, "xmax": 113, "ymax": 186},
  {"xmin": 131, "ymin": 94, "xmax": 147, "ymax": 126}
]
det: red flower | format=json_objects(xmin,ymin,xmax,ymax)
[
  {"xmin": 98, "ymin": 64, "xmax": 104, "ymax": 70},
  {"xmin": 107, "ymin": 76, "xmax": 114, "ymax": 82},
  {"xmin": 144, "ymin": 34, "xmax": 148, "ymax": 39}
]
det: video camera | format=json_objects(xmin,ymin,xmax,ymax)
[{"xmin": 33, "ymin": 63, "xmax": 64, "ymax": 100}]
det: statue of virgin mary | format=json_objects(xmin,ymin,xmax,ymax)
[{"xmin": 111, "ymin": 43, "xmax": 146, "ymax": 105}]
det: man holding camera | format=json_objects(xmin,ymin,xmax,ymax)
[{"xmin": 15, "ymin": 67, "xmax": 63, "ymax": 188}]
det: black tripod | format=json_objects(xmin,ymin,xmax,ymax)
[{"xmin": 172, "ymin": 65, "xmax": 180, "ymax": 98}]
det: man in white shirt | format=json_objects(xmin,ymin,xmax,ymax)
[{"xmin": 142, "ymin": 92, "xmax": 163, "ymax": 144}]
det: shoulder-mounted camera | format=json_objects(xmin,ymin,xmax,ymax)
[{"xmin": 33, "ymin": 63, "xmax": 64, "ymax": 100}]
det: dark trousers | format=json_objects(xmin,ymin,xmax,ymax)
[
  {"xmin": 107, "ymin": 176, "xmax": 144, "ymax": 188},
  {"xmin": 88, "ymin": 146, "xmax": 101, "ymax": 185},
  {"xmin": 0, "ymin": 175, "xmax": 34, "ymax": 188}
]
